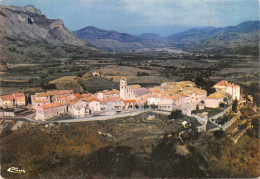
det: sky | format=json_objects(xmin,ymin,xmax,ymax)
[{"xmin": 2, "ymin": 0, "xmax": 259, "ymax": 36}]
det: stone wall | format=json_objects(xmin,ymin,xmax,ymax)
[{"xmin": 209, "ymin": 106, "xmax": 232, "ymax": 121}]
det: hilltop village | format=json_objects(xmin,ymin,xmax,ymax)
[{"xmin": 0, "ymin": 79, "xmax": 246, "ymax": 132}]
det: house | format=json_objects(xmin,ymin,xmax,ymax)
[
  {"xmin": 13, "ymin": 93, "xmax": 26, "ymax": 106},
  {"xmin": 147, "ymin": 94, "xmax": 160, "ymax": 106},
  {"xmin": 32, "ymin": 99, "xmax": 51, "ymax": 109},
  {"xmin": 124, "ymin": 99, "xmax": 137, "ymax": 110},
  {"xmin": 0, "ymin": 109, "xmax": 15, "ymax": 117},
  {"xmin": 158, "ymin": 95, "xmax": 174, "ymax": 111},
  {"xmin": 68, "ymin": 100, "xmax": 88, "ymax": 118},
  {"xmin": 35, "ymin": 103, "xmax": 67, "ymax": 121},
  {"xmin": 197, "ymin": 103, "xmax": 205, "ymax": 110},
  {"xmin": 214, "ymin": 80, "xmax": 240, "ymax": 100},
  {"xmin": 106, "ymin": 96, "xmax": 124, "ymax": 112},
  {"xmin": 0, "ymin": 95, "xmax": 15, "ymax": 109},
  {"xmin": 86, "ymin": 98, "xmax": 101, "ymax": 114},
  {"xmin": 31, "ymin": 92, "xmax": 51, "ymax": 109},
  {"xmin": 133, "ymin": 88, "xmax": 151, "ymax": 105},
  {"xmin": 204, "ymin": 91, "xmax": 226, "ymax": 108},
  {"xmin": 178, "ymin": 92, "xmax": 189, "ymax": 104}
]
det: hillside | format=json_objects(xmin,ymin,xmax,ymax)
[
  {"xmin": 74, "ymin": 26, "xmax": 162, "ymax": 51},
  {"xmin": 166, "ymin": 21, "xmax": 260, "ymax": 55},
  {"xmin": 0, "ymin": 5, "xmax": 97, "ymax": 63}
]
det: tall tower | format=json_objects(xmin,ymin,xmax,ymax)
[{"xmin": 120, "ymin": 78, "xmax": 127, "ymax": 99}]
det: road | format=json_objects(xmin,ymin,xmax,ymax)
[{"xmin": 0, "ymin": 109, "xmax": 170, "ymax": 123}]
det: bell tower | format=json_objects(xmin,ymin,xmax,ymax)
[{"xmin": 120, "ymin": 78, "xmax": 127, "ymax": 99}]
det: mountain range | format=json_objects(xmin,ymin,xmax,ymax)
[
  {"xmin": 75, "ymin": 21, "xmax": 259, "ymax": 55},
  {"xmin": 0, "ymin": 5, "xmax": 96, "ymax": 62},
  {"xmin": 167, "ymin": 21, "xmax": 259, "ymax": 55},
  {"xmin": 74, "ymin": 26, "xmax": 163, "ymax": 51}
]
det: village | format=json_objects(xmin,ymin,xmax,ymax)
[{"xmin": 0, "ymin": 78, "xmax": 252, "ymax": 134}]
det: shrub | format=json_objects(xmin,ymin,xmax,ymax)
[
  {"xmin": 168, "ymin": 109, "xmax": 184, "ymax": 119},
  {"xmin": 219, "ymin": 102, "xmax": 225, "ymax": 108}
]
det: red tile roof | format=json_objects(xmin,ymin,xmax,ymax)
[
  {"xmin": 106, "ymin": 96, "xmax": 122, "ymax": 102},
  {"xmin": 1, "ymin": 95, "xmax": 15, "ymax": 101},
  {"xmin": 47, "ymin": 90, "xmax": 73, "ymax": 95},
  {"xmin": 74, "ymin": 93, "xmax": 82, "ymax": 98},
  {"xmin": 179, "ymin": 92, "xmax": 188, "ymax": 97},
  {"xmin": 124, "ymin": 99, "xmax": 136, "ymax": 103},
  {"xmin": 41, "ymin": 102, "xmax": 66, "ymax": 109},
  {"xmin": 13, "ymin": 93, "xmax": 25, "ymax": 98},
  {"xmin": 85, "ymin": 98, "xmax": 100, "ymax": 103},
  {"xmin": 36, "ymin": 92, "xmax": 48, "ymax": 97},
  {"xmin": 207, "ymin": 92, "xmax": 226, "ymax": 99},
  {"xmin": 214, "ymin": 80, "xmax": 239, "ymax": 88}
]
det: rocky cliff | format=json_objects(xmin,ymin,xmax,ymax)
[{"xmin": 0, "ymin": 5, "xmax": 96, "ymax": 62}]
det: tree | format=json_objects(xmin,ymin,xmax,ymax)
[
  {"xmin": 168, "ymin": 109, "xmax": 184, "ymax": 119},
  {"xmin": 77, "ymin": 72, "xmax": 84, "ymax": 77},
  {"xmin": 144, "ymin": 103, "xmax": 149, "ymax": 109},
  {"xmin": 232, "ymin": 98, "xmax": 238, "ymax": 112},
  {"xmin": 219, "ymin": 102, "xmax": 225, "ymax": 108},
  {"xmin": 150, "ymin": 104, "xmax": 158, "ymax": 109}
]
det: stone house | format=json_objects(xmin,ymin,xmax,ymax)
[
  {"xmin": 35, "ymin": 103, "xmax": 67, "ymax": 121},
  {"xmin": 68, "ymin": 100, "xmax": 87, "ymax": 118},
  {"xmin": 124, "ymin": 99, "xmax": 137, "ymax": 110},
  {"xmin": 13, "ymin": 93, "xmax": 26, "ymax": 106},
  {"xmin": 0, "ymin": 95, "xmax": 15, "ymax": 109},
  {"xmin": 133, "ymin": 88, "xmax": 151, "ymax": 105},
  {"xmin": 147, "ymin": 94, "xmax": 160, "ymax": 106},
  {"xmin": 158, "ymin": 95, "xmax": 174, "ymax": 111},
  {"xmin": 31, "ymin": 92, "xmax": 51, "ymax": 109},
  {"xmin": 106, "ymin": 96, "xmax": 124, "ymax": 112},
  {"xmin": 214, "ymin": 80, "xmax": 240, "ymax": 100},
  {"xmin": 0, "ymin": 109, "xmax": 15, "ymax": 117},
  {"xmin": 205, "ymin": 91, "xmax": 226, "ymax": 108},
  {"xmin": 86, "ymin": 98, "xmax": 101, "ymax": 114},
  {"xmin": 197, "ymin": 103, "xmax": 205, "ymax": 110}
]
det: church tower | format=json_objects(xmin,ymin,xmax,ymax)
[{"xmin": 120, "ymin": 78, "xmax": 127, "ymax": 99}]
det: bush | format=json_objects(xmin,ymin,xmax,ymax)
[
  {"xmin": 77, "ymin": 72, "xmax": 84, "ymax": 77},
  {"xmin": 219, "ymin": 102, "xmax": 225, "ymax": 108},
  {"xmin": 150, "ymin": 104, "xmax": 158, "ymax": 109},
  {"xmin": 168, "ymin": 109, "xmax": 184, "ymax": 119}
]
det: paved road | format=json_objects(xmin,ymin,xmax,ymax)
[{"xmin": 0, "ymin": 109, "xmax": 170, "ymax": 123}]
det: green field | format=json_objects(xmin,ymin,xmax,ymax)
[{"xmin": 79, "ymin": 77, "xmax": 119, "ymax": 92}]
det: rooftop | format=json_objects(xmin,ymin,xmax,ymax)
[
  {"xmin": 85, "ymin": 98, "xmax": 100, "ymax": 103},
  {"xmin": 133, "ymin": 88, "xmax": 150, "ymax": 97},
  {"xmin": 106, "ymin": 96, "xmax": 122, "ymax": 102},
  {"xmin": 41, "ymin": 102, "xmax": 66, "ymax": 109},
  {"xmin": 179, "ymin": 92, "xmax": 188, "ymax": 97},
  {"xmin": 214, "ymin": 80, "xmax": 239, "ymax": 88},
  {"xmin": 74, "ymin": 93, "xmax": 82, "ymax": 98},
  {"xmin": 207, "ymin": 91, "xmax": 226, "ymax": 99},
  {"xmin": 124, "ymin": 99, "xmax": 136, "ymax": 103},
  {"xmin": 1, "ymin": 95, "xmax": 15, "ymax": 101}
]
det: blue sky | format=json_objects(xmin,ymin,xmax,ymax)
[{"xmin": 2, "ymin": 0, "xmax": 259, "ymax": 36}]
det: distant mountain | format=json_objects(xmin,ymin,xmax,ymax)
[
  {"xmin": 166, "ymin": 21, "xmax": 260, "ymax": 55},
  {"xmin": 74, "ymin": 26, "xmax": 162, "ymax": 51},
  {"xmin": 0, "ymin": 5, "xmax": 96, "ymax": 62},
  {"xmin": 138, "ymin": 33, "xmax": 161, "ymax": 40}
]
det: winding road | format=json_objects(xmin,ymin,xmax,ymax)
[{"xmin": 0, "ymin": 109, "xmax": 170, "ymax": 123}]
